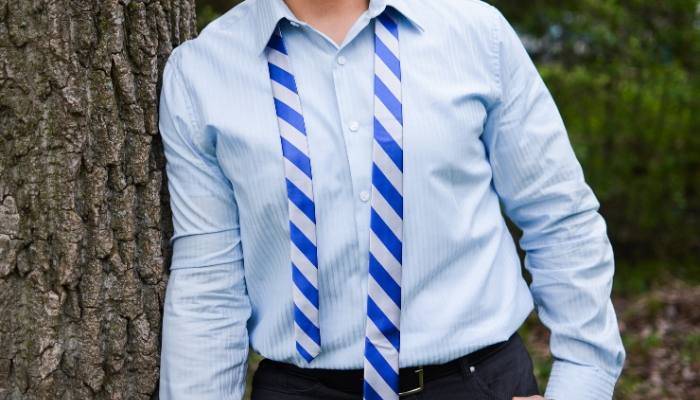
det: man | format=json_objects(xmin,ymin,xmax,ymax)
[{"xmin": 158, "ymin": 0, "xmax": 626, "ymax": 399}]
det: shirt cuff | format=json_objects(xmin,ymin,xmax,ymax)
[
  {"xmin": 171, "ymin": 229, "xmax": 243, "ymax": 269},
  {"xmin": 544, "ymin": 360, "xmax": 618, "ymax": 400}
]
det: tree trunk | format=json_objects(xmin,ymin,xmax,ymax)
[{"xmin": 0, "ymin": 0, "xmax": 196, "ymax": 398}]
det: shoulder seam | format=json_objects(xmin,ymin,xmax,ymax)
[
  {"xmin": 167, "ymin": 47, "xmax": 203, "ymax": 144},
  {"xmin": 162, "ymin": 48, "xmax": 214, "ymax": 170},
  {"xmin": 485, "ymin": 4, "xmax": 504, "ymax": 106}
]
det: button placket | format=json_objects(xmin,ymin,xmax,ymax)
[
  {"xmin": 359, "ymin": 190, "xmax": 370, "ymax": 202},
  {"xmin": 328, "ymin": 41, "xmax": 374, "ymax": 261}
]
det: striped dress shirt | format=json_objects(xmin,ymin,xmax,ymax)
[{"xmin": 157, "ymin": 0, "xmax": 626, "ymax": 399}]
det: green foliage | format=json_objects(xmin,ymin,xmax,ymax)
[
  {"xmin": 682, "ymin": 333, "xmax": 700, "ymax": 364},
  {"xmin": 196, "ymin": 1, "xmax": 699, "ymax": 264},
  {"xmin": 612, "ymin": 260, "xmax": 700, "ymax": 296},
  {"xmin": 540, "ymin": 62, "xmax": 697, "ymax": 258},
  {"xmin": 197, "ymin": 1, "xmax": 242, "ymax": 31},
  {"xmin": 490, "ymin": 0, "xmax": 700, "ymax": 261},
  {"xmin": 197, "ymin": 4, "xmax": 224, "ymax": 31}
]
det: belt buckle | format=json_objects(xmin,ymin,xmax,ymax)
[{"xmin": 398, "ymin": 367, "xmax": 424, "ymax": 397}]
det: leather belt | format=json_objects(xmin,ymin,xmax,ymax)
[{"xmin": 259, "ymin": 332, "xmax": 517, "ymax": 396}]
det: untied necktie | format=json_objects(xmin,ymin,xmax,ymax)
[{"xmin": 265, "ymin": 9, "xmax": 404, "ymax": 400}]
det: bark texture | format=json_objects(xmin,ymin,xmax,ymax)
[{"xmin": 0, "ymin": 0, "xmax": 196, "ymax": 398}]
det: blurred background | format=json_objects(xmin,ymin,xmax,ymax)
[{"xmin": 198, "ymin": 1, "xmax": 699, "ymax": 398}]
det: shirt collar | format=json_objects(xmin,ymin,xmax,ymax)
[{"xmin": 251, "ymin": 0, "xmax": 425, "ymax": 55}]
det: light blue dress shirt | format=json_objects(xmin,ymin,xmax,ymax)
[{"xmin": 158, "ymin": 0, "xmax": 626, "ymax": 399}]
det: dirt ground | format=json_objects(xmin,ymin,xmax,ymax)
[{"xmin": 522, "ymin": 279, "xmax": 700, "ymax": 399}]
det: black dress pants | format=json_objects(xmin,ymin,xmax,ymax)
[{"xmin": 251, "ymin": 332, "xmax": 541, "ymax": 399}]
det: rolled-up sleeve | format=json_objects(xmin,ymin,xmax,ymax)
[
  {"xmin": 158, "ymin": 49, "xmax": 250, "ymax": 400},
  {"xmin": 481, "ymin": 8, "xmax": 626, "ymax": 400}
]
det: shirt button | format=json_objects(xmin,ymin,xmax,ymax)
[
  {"xmin": 337, "ymin": 55, "xmax": 347, "ymax": 65},
  {"xmin": 348, "ymin": 121, "xmax": 360, "ymax": 132},
  {"xmin": 289, "ymin": 21, "xmax": 300, "ymax": 27},
  {"xmin": 359, "ymin": 190, "xmax": 370, "ymax": 202}
]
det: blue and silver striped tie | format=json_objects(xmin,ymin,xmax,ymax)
[
  {"xmin": 363, "ymin": 12, "xmax": 403, "ymax": 400},
  {"xmin": 267, "ymin": 28, "xmax": 322, "ymax": 363},
  {"xmin": 266, "ymin": 11, "xmax": 404, "ymax": 399}
]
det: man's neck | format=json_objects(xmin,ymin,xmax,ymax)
[{"xmin": 283, "ymin": 0, "xmax": 370, "ymax": 46}]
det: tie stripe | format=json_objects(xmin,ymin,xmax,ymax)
[
  {"xmin": 373, "ymin": 119, "xmax": 404, "ymax": 169},
  {"xmin": 369, "ymin": 230, "xmax": 402, "ymax": 282},
  {"xmin": 269, "ymin": 64, "xmax": 299, "ymax": 93},
  {"xmin": 371, "ymin": 167, "xmax": 403, "ymax": 218},
  {"xmin": 266, "ymin": 28, "xmax": 322, "ymax": 362},
  {"xmin": 374, "ymin": 78, "xmax": 403, "ymax": 122},
  {"xmin": 369, "ymin": 255, "xmax": 401, "ymax": 307},
  {"xmin": 265, "ymin": 12, "xmax": 405, "ymax": 398},
  {"xmin": 364, "ymin": 11, "xmax": 403, "ymax": 400},
  {"xmin": 374, "ymin": 39, "xmax": 401, "ymax": 78},
  {"xmin": 377, "ymin": 11, "xmax": 399, "ymax": 37}
]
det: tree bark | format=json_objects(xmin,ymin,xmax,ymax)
[{"xmin": 0, "ymin": 0, "xmax": 196, "ymax": 398}]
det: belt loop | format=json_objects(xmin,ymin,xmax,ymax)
[
  {"xmin": 458, "ymin": 351, "xmax": 477, "ymax": 377},
  {"xmin": 456, "ymin": 350, "xmax": 468, "ymax": 373}
]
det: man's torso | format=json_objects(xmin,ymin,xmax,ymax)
[{"xmin": 167, "ymin": 0, "xmax": 534, "ymax": 368}]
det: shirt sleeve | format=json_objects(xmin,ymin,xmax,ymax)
[
  {"xmin": 158, "ymin": 49, "xmax": 251, "ymax": 400},
  {"xmin": 481, "ymin": 8, "xmax": 626, "ymax": 400}
]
